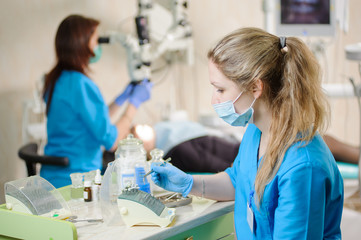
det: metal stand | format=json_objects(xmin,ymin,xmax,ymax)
[
  {"xmin": 349, "ymin": 76, "xmax": 361, "ymax": 197},
  {"xmin": 346, "ymin": 43, "xmax": 361, "ymax": 197}
]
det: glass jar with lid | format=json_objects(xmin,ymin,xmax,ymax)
[
  {"xmin": 100, "ymin": 134, "xmax": 150, "ymax": 226},
  {"xmin": 115, "ymin": 134, "xmax": 150, "ymax": 193}
]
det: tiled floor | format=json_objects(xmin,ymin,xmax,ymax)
[{"xmin": 342, "ymin": 179, "xmax": 361, "ymax": 239}]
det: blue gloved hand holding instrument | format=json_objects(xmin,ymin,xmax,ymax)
[
  {"xmin": 143, "ymin": 157, "xmax": 172, "ymax": 179},
  {"xmin": 129, "ymin": 79, "xmax": 153, "ymax": 108},
  {"xmin": 150, "ymin": 162, "xmax": 194, "ymax": 197},
  {"xmin": 115, "ymin": 83, "xmax": 135, "ymax": 106}
]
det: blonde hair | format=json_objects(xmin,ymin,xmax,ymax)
[{"xmin": 208, "ymin": 27, "xmax": 329, "ymax": 205}]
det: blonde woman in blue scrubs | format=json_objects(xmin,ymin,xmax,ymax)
[
  {"xmin": 40, "ymin": 15, "xmax": 152, "ymax": 188},
  {"xmin": 151, "ymin": 27, "xmax": 343, "ymax": 239}
]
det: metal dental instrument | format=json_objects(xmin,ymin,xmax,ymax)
[
  {"xmin": 66, "ymin": 216, "xmax": 103, "ymax": 223},
  {"xmin": 143, "ymin": 157, "xmax": 171, "ymax": 179},
  {"xmin": 164, "ymin": 192, "xmax": 178, "ymax": 201}
]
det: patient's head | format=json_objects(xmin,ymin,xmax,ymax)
[{"xmin": 130, "ymin": 124, "xmax": 156, "ymax": 159}]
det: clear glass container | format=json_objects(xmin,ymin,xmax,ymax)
[
  {"xmin": 149, "ymin": 148, "xmax": 166, "ymax": 193},
  {"xmin": 150, "ymin": 148, "xmax": 164, "ymax": 164},
  {"xmin": 100, "ymin": 134, "xmax": 150, "ymax": 226},
  {"xmin": 115, "ymin": 134, "xmax": 150, "ymax": 193},
  {"xmin": 70, "ymin": 172, "xmax": 84, "ymax": 201}
]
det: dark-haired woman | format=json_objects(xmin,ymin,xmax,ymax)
[{"xmin": 40, "ymin": 15, "xmax": 152, "ymax": 188}]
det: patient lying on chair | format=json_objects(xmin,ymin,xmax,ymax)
[
  {"xmin": 131, "ymin": 120, "xmax": 239, "ymax": 173},
  {"xmin": 131, "ymin": 120, "xmax": 360, "ymax": 174}
]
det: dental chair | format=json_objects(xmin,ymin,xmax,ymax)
[
  {"xmin": 336, "ymin": 161, "xmax": 359, "ymax": 179},
  {"xmin": 18, "ymin": 142, "xmax": 69, "ymax": 176}
]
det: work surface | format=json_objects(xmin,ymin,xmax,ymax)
[{"xmin": 69, "ymin": 196, "xmax": 235, "ymax": 240}]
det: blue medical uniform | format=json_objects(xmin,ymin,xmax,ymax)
[
  {"xmin": 225, "ymin": 124, "xmax": 343, "ymax": 239},
  {"xmin": 40, "ymin": 70, "xmax": 117, "ymax": 188}
]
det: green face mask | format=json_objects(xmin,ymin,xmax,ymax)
[{"xmin": 89, "ymin": 45, "xmax": 102, "ymax": 64}]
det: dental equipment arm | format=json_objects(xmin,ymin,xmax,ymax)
[
  {"xmin": 99, "ymin": 0, "xmax": 193, "ymax": 84},
  {"xmin": 100, "ymin": 30, "xmax": 151, "ymax": 83},
  {"xmin": 150, "ymin": 0, "xmax": 194, "ymax": 64}
]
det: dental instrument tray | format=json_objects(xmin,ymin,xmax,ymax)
[
  {"xmin": 4, "ymin": 176, "xmax": 71, "ymax": 219},
  {"xmin": 117, "ymin": 188, "xmax": 175, "ymax": 227},
  {"xmin": 156, "ymin": 192, "xmax": 192, "ymax": 208}
]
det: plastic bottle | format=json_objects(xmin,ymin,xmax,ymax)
[
  {"xmin": 83, "ymin": 180, "xmax": 92, "ymax": 202},
  {"xmin": 92, "ymin": 169, "xmax": 102, "ymax": 202}
]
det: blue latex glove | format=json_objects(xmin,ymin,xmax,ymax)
[
  {"xmin": 150, "ymin": 162, "xmax": 193, "ymax": 197},
  {"xmin": 115, "ymin": 83, "xmax": 134, "ymax": 106},
  {"xmin": 129, "ymin": 79, "xmax": 153, "ymax": 108}
]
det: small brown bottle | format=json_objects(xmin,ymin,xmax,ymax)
[{"xmin": 83, "ymin": 180, "xmax": 92, "ymax": 202}]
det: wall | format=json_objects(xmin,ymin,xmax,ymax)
[{"xmin": 0, "ymin": 0, "xmax": 360, "ymax": 204}]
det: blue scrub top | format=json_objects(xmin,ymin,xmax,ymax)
[
  {"xmin": 40, "ymin": 70, "xmax": 117, "ymax": 188},
  {"xmin": 225, "ymin": 124, "xmax": 343, "ymax": 239}
]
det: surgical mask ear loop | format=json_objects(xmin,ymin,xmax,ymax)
[
  {"xmin": 239, "ymin": 97, "xmax": 257, "ymax": 115},
  {"xmin": 249, "ymin": 97, "xmax": 257, "ymax": 108},
  {"xmin": 232, "ymin": 91, "xmax": 244, "ymax": 104}
]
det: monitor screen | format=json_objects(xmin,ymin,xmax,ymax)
[{"xmin": 275, "ymin": 0, "xmax": 335, "ymax": 37}]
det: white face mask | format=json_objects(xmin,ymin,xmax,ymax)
[{"xmin": 212, "ymin": 92, "xmax": 256, "ymax": 127}]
